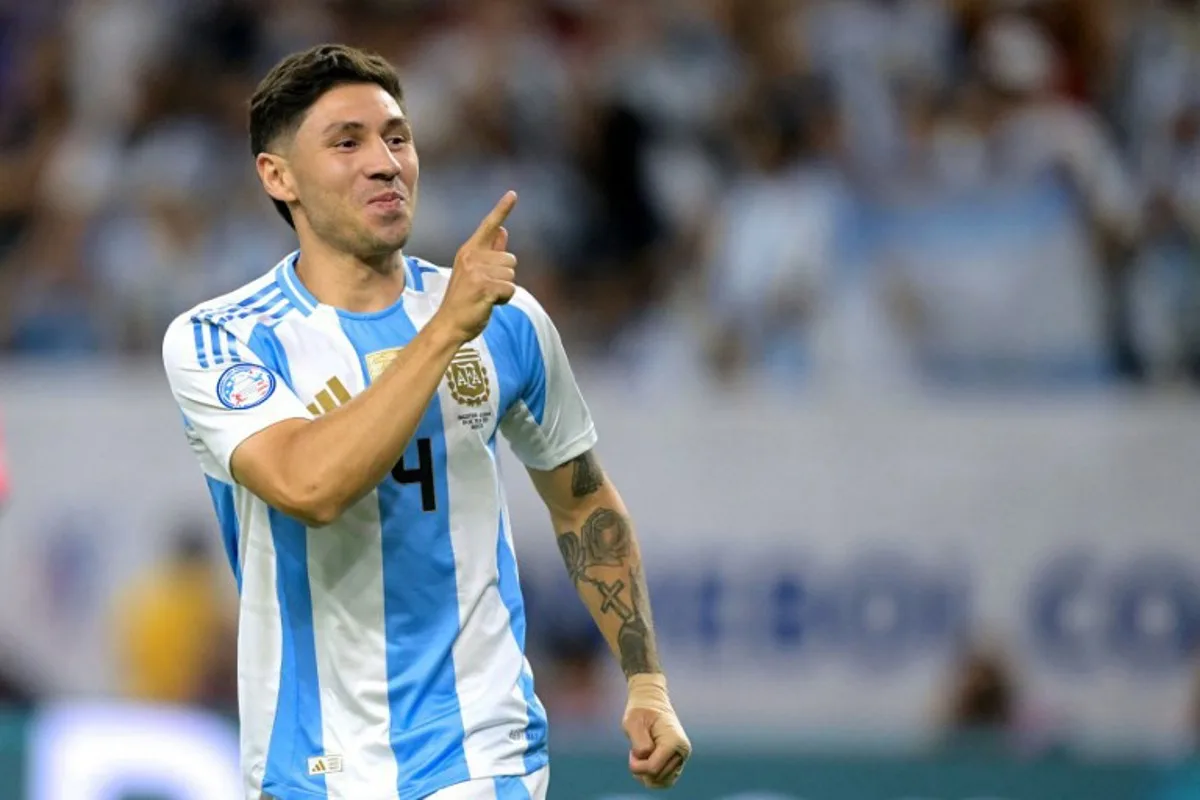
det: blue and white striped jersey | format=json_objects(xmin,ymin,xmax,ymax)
[{"xmin": 162, "ymin": 252, "xmax": 597, "ymax": 800}]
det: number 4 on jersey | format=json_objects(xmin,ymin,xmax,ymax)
[{"xmin": 392, "ymin": 437, "xmax": 436, "ymax": 511}]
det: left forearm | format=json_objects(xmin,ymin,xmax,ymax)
[
  {"xmin": 554, "ymin": 495, "xmax": 662, "ymax": 678},
  {"xmin": 529, "ymin": 450, "xmax": 690, "ymax": 787}
]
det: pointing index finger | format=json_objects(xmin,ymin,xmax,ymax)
[{"xmin": 468, "ymin": 191, "xmax": 517, "ymax": 249}]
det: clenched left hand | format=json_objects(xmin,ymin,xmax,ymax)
[{"xmin": 623, "ymin": 674, "xmax": 691, "ymax": 789}]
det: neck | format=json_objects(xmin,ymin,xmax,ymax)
[{"xmin": 293, "ymin": 232, "xmax": 407, "ymax": 314}]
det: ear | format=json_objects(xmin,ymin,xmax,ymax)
[{"xmin": 256, "ymin": 152, "xmax": 298, "ymax": 206}]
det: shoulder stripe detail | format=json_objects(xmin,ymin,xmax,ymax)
[
  {"xmin": 204, "ymin": 324, "xmax": 242, "ymax": 366},
  {"xmin": 208, "ymin": 322, "xmax": 223, "ymax": 366},
  {"xmin": 264, "ymin": 294, "xmax": 292, "ymax": 321},
  {"xmin": 230, "ymin": 283, "xmax": 279, "ymax": 314},
  {"xmin": 193, "ymin": 319, "xmax": 209, "ymax": 368},
  {"xmin": 224, "ymin": 329, "xmax": 242, "ymax": 364},
  {"xmin": 214, "ymin": 288, "xmax": 282, "ymax": 325},
  {"xmin": 199, "ymin": 288, "xmax": 287, "ymax": 326},
  {"xmin": 242, "ymin": 290, "xmax": 285, "ymax": 320},
  {"xmin": 192, "ymin": 284, "xmax": 301, "ymax": 336}
]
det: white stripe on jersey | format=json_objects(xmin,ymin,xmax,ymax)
[{"xmin": 238, "ymin": 499, "xmax": 284, "ymax": 799}]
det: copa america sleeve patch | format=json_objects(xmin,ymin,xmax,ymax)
[{"xmin": 217, "ymin": 364, "xmax": 277, "ymax": 410}]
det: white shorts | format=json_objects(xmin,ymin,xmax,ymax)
[{"xmin": 424, "ymin": 765, "xmax": 549, "ymax": 800}]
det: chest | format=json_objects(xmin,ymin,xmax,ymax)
[{"xmin": 278, "ymin": 312, "xmax": 524, "ymax": 446}]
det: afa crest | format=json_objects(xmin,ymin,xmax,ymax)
[{"xmin": 446, "ymin": 348, "xmax": 490, "ymax": 407}]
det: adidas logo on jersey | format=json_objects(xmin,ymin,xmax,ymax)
[
  {"xmin": 308, "ymin": 754, "xmax": 344, "ymax": 775},
  {"xmin": 306, "ymin": 377, "xmax": 352, "ymax": 417}
]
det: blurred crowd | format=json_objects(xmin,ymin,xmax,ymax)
[{"xmin": 4, "ymin": 0, "xmax": 1200, "ymax": 392}]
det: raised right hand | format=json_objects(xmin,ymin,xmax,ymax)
[{"xmin": 434, "ymin": 191, "xmax": 518, "ymax": 344}]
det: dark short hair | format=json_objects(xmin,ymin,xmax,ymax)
[{"xmin": 249, "ymin": 44, "xmax": 404, "ymax": 228}]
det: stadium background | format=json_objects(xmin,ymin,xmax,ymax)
[{"xmin": 3, "ymin": 0, "xmax": 1200, "ymax": 797}]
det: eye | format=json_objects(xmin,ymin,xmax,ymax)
[
  {"xmin": 387, "ymin": 134, "xmax": 410, "ymax": 147},
  {"xmin": 334, "ymin": 139, "xmax": 358, "ymax": 151}
]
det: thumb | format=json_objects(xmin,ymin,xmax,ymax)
[{"xmin": 625, "ymin": 711, "xmax": 655, "ymax": 759}]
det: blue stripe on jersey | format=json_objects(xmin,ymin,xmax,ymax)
[
  {"xmin": 245, "ymin": 289, "xmax": 285, "ymax": 319},
  {"xmin": 495, "ymin": 511, "xmax": 549, "ymax": 772},
  {"xmin": 493, "ymin": 775, "xmax": 533, "ymax": 800},
  {"xmin": 204, "ymin": 476, "xmax": 242, "ymax": 593},
  {"xmin": 336, "ymin": 313, "xmax": 470, "ymax": 798},
  {"xmin": 485, "ymin": 305, "xmax": 547, "ymax": 423},
  {"xmin": 209, "ymin": 322, "xmax": 225, "ymax": 366},
  {"xmin": 193, "ymin": 320, "xmax": 209, "ymax": 368},
  {"xmin": 224, "ymin": 329, "xmax": 241, "ymax": 363},
  {"xmin": 238, "ymin": 281, "xmax": 279, "ymax": 307},
  {"xmin": 266, "ymin": 295, "xmax": 294, "ymax": 321},
  {"xmin": 264, "ymin": 508, "xmax": 328, "ymax": 798},
  {"xmin": 202, "ymin": 288, "xmax": 295, "ymax": 330},
  {"xmin": 248, "ymin": 324, "xmax": 297, "ymax": 391},
  {"xmin": 214, "ymin": 284, "xmax": 279, "ymax": 324}
]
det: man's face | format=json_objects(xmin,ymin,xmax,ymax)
[{"xmin": 264, "ymin": 83, "xmax": 419, "ymax": 258}]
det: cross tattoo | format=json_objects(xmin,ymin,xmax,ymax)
[{"xmin": 594, "ymin": 578, "xmax": 634, "ymax": 621}]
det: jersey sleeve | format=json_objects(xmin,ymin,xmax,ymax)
[
  {"xmin": 162, "ymin": 314, "xmax": 311, "ymax": 477},
  {"xmin": 498, "ymin": 289, "xmax": 598, "ymax": 471}
]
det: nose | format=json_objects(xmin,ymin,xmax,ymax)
[{"xmin": 366, "ymin": 137, "xmax": 403, "ymax": 183}]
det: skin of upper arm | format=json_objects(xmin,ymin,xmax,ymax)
[
  {"xmin": 228, "ymin": 418, "xmax": 317, "ymax": 522},
  {"xmin": 526, "ymin": 449, "xmax": 609, "ymax": 522}
]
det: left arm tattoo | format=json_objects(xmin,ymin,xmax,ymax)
[
  {"xmin": 568, "ymin": 451, "xmax": 604, "ymax": 498},
  {"xmin": 556, "ymin": 506, "xmax": 661, "ymax": 678}
]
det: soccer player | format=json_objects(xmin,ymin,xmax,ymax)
[{"xmin": 161, "ymin": 44, "xmax": 690, "ymax": 800}]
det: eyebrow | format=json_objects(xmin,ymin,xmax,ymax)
[{"xmin": 321, "ymin": 117, "xmax": 410, "ymax": 138}]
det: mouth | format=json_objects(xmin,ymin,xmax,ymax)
[{"xmin": 367, "ymin": 191, "xmax": 406, "ymax": 211}]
